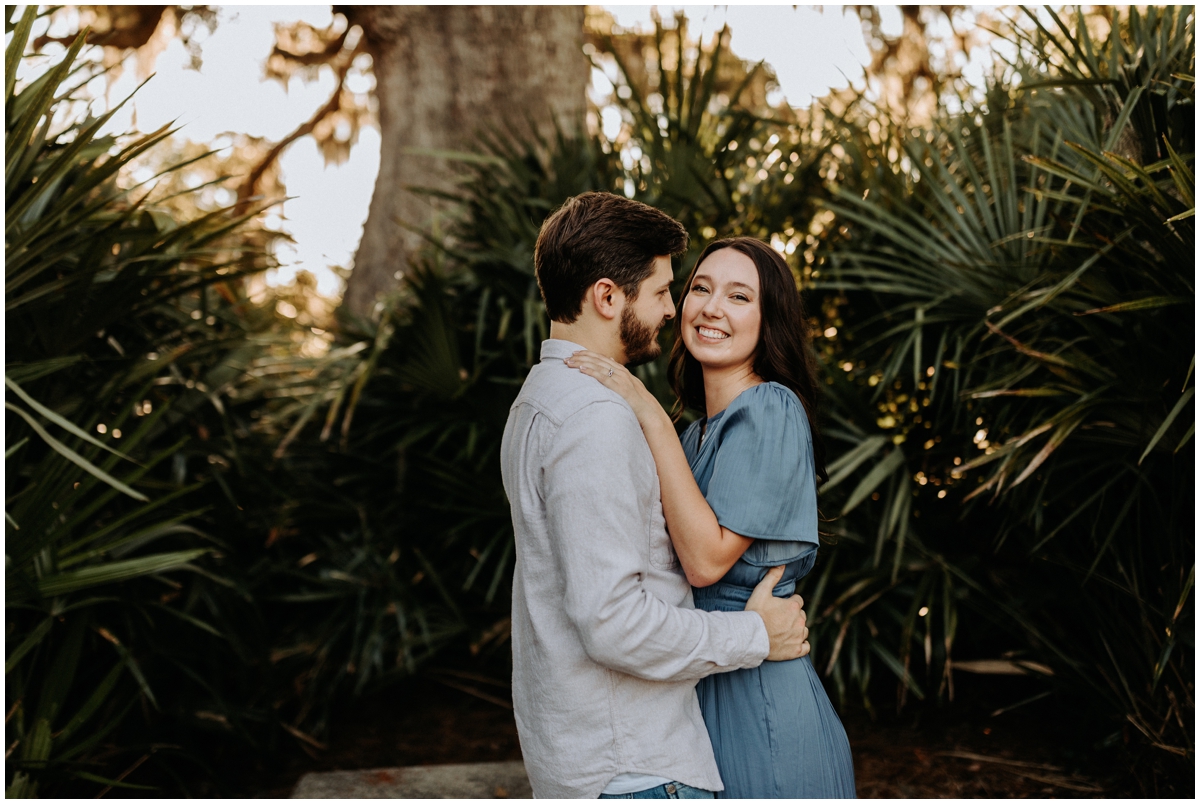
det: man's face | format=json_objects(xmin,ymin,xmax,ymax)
[{"xmin": 619, "ymin": 255, "xmax": 676, "ymax": 366}]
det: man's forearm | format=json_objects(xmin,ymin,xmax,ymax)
[{"xmin": 566, "ymin": 579, "xmax": 769, "ymax": 681}]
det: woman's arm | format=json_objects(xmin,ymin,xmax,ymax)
[
  {"xmin": 638, "ymin": 413, "xmax": 754, "ymax": 586},
  {"xmin": 566, "ymin": 351, "xmax": 752, "ymax": 586}
]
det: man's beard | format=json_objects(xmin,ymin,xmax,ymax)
[{"xmin": 620, "ymin": 305, "xmax": 667, "ymax": 367}]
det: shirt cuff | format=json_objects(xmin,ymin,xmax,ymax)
[{"xmin": 732, "ymin": 610, "xmax": 771, "ymax": 666}]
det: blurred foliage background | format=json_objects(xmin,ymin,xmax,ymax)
[{"xmin": 5, "ymin": 4, "xmax": 1193, "ymax": 798}]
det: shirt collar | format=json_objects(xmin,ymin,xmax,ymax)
[{"xmin": 539, "ymin": 339, "xmax": 589, "ymax": 362}]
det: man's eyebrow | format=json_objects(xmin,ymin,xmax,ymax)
[{"xmin": 692, "ymin": 273, "xmax": 756, "ymax": 293}]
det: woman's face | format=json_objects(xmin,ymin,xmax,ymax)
[{"xmin": 681, "ymin": 248, "xmax": 762, "ymax": 373}]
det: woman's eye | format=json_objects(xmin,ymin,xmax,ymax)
[
  {"xmin": 691, "ymin": 285, "xmax": 708, "ymax": 293},
  {"xmin": 733, "ymin": 294, "xmax": 748, "ymax": 302}
]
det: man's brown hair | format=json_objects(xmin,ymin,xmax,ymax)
[{"xmin": 534, "ymin": 192, "xmax": 688, "ymax": 323}]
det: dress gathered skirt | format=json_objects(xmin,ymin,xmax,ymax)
[{"xmin": 693, "ymin": 554, "xmax": 856, "ymax": 799}]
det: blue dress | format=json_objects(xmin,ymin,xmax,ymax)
[{"xmin": 681, "ymin": 382, "xmax": 856, "ymax": 798}]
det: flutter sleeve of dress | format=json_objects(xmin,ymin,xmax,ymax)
[{"xmin": 704, "ymin": 382, "xmax": 819, "ymax": 567}]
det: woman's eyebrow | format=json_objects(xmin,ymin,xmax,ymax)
[{"xmin": 691, "ymin": 274, "xmax": 755, "ymax": 293}]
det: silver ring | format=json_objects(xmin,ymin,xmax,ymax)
[{"xmin": 607, "ymin": 368, "xmax": 614, "ymax": 377}]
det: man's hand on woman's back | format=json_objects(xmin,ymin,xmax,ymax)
[{"xmin": 745, "ymin": 565, "xmax": 810, "ymax": 661}]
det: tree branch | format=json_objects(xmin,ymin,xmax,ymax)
[
  {"xmin": 236, "ymin": 57, "xmax": 353, "ymax": 216},
  {"xmin": 271, "ymin": 27, "xmax": 349, "ymax": 67}
]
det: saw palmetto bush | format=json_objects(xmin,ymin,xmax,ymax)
[
  {"xmin": 814, "ymin": 5, "xmax": 1193, "ymax": 782},
  {"xmin": 4, "ymin": 8, "xmax": 286, "ymax": 796},
  {"xmin": 585, "ymin": 13, "xmax": 831, "ymax": 247}
]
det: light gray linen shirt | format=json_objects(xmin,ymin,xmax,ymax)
[{"xmin": 500, "ymin": 339, "xmax": 770, "ymax": 799}]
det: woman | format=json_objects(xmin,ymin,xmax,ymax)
[{"xmin": 566, "ymin": 237, "xmax": 856, "ymax": 798}]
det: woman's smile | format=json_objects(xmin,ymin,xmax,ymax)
[{"xmin": 696, "ymin": 325, "xmax": 730, "ymax": 341}]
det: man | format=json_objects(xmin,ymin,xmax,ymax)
[{"xmin": 500, "ymin": 192, "xmax": 810, "ymax": 799}]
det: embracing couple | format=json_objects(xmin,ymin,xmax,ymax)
[{"xmin": 500, "ymin": 192, "xmax": 856, "ymax": 799}]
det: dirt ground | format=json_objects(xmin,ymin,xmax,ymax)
[{"xmin": 250, "ymin": 669, "xmax": 1156, "ymax": 798}]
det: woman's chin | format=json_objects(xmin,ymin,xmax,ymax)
[
  {"xmin": 686, "ymin": 345, "xmax": 744, "ymax": 371},
  {"xmin": 687, "ymin": 334, "xmax": 725, "ymax": 352}
]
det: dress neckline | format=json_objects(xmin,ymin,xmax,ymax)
[
  {"xmin": 698, "ymin": 408, "xmax": 726, "ymax": 446},
  {"xmin": 699, "ymin": 380, "xmax": 775, "ymax": 443}
]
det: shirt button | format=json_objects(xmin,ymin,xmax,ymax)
[{"xmin": 665, "ymin": 784, "xmax": 677, "ymax": 795}]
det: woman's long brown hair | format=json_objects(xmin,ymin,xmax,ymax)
[{"xmin": 668, "ymin": 237, "xmax": 828, "ymax": 483}]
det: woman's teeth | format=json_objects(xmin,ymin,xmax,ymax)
[{"xmin": 698, "ymin": 327, "xmax": 729, "ymax": 340}]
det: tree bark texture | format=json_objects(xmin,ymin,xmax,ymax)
[{"xmin": 339, "ymin": 6, "xmax": 589, "ymax": 318}]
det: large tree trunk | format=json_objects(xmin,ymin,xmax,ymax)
[{"xmin": 339, "ymin": 6, "xmax": 588, "ymax": 319}]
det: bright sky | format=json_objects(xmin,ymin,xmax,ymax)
[
  {"xmin": 31, "ymin": 5, "xmax": 927, "ymax": 299},
  {"xmin": 605, "ymin": 5, "xmax": 879, "ymax": 106}
]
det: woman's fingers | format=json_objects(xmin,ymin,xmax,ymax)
[
  {"xmin": 565, "ymin": 351, "xmax": 627, "ymax": 382},
  {"xmin": 564, "ymin": 352, "xmax": 644, "ymax": 403},
  {"xmin": 567, "ymin": 350, "xmax": 619, "ymax": 369},
  {"xmin": 565, "ymin": 355, "xmax": 612, "ymax": 378},
  {"xmin": 757, "ymin": 565, "xmax": 786, "ymax": 590}
]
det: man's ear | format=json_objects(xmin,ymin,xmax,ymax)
[{"xmin": 589, "ymin": 278, "xmax": 622, "ymax": 321}]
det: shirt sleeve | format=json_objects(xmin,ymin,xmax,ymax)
[
  {"xmin": 705, "ymin": 384, "xmax": 819, "ymax": 560},
  {"xmin": 543, "ymin": 400, "xmax": 769, "ymax": 682}
]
